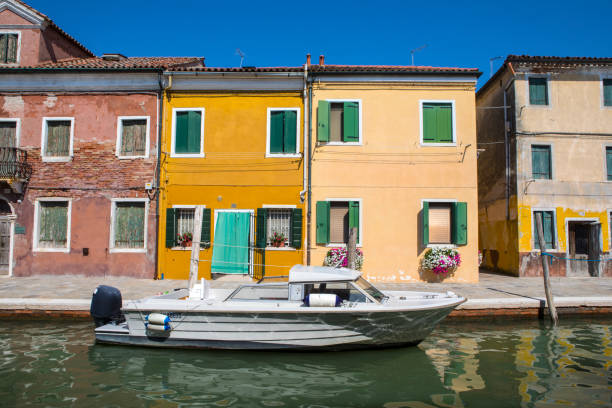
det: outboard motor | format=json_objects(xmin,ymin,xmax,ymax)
[{"xmin": 90, "ymin": 285, "xmax": 124, "ymax": 328}]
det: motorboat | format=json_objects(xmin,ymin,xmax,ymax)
[{"xmin": 91, "ymin": 265, "xmax": 466, "ymax": 350}]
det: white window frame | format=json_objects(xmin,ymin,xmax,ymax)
[
  {"xmin": 600, "ymin": 74, "xmax": 612, "ymax": 109},
  {"xmin": 0, "ymin": 118, "xmax": 20, "ymax": 147},
  {"xmin": 33, "ymin": 197, "xmax": 71, "ymax": 253},
  {"xmin": 0, "ymin": 31, "xmax": 21, "ymax": 65},
  {"xmin": 262, "ymin": 204, "xmax": 297, "ymax": 251},
  {"xmin": 109, "ymin": 198, "xmax": 148, "ymax": 253},
  {"xmin": 265, "ymin": 108, "xmax": 301, "ymax": 158},
  {"xmin": 526, "ymin": 74, "xmax": 552, "ymax": 108},
  {"xmin": 41, "ymin": 117, "xmax": 74, "ymax": 162},
  {"xmin": 419, "ymin": 100, "xmax": 457, "ymax": 147},
  {"xmin": 115, "ymin": 116, "xmax": 150, "ymax": 159},
  {"xmin": 531, "ymin": 208, "xmax": 558, "ymax": 252},
  {"xmin": 170, "ymin": 204, "xmax": 206, "ymax": 251},
  {"xmin": 604, "ymin": 144, "xmax": 612, "ymax": 182},
  {"xmin": 171, "ymin": 107, "xmax": 205, "ymax": 158},
  {"xmin": 322, "ymin": 99, "xmax": 363, "ymax": 146},
  {"xmin": 608, "ymin": 210, "xmax": 612, "ymax": 252},
  {"xmin": 420, "ymin": 198, "xmax": 458, "ymax": 248},
  {"xmin": 530, "ymin": 143, "xmax": 554, "ymax": 181},
  {"xmin": 324, "ymin": 198, "xmax": 362, "ymax": 247}
]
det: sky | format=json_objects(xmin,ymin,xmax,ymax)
[{"xmin": 27, "ymin": 0, "xmax": 612, "ymax": 89}]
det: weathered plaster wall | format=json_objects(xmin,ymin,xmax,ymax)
[
  {"xmin": 0, "ymin": 93, "xmax": 158, "ymax": 277},
  {"xmin": 310, "ymin": 82, "xmax": 479, "ymax": 283}
]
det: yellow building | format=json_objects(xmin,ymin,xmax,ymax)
[
  {"xmin": 307, "ymin": 59, "xmax": 481, "ymax": 283},
  {"xmin": 477, "ymin": 55, "xmax": 612, "ymax": 277},
  {"xmin": 158, "ymin": 67, "xmax": 306, "ymax": 280}
]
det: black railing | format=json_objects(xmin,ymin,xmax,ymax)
[
  {"xmin": 0, "ymin": 147, "xmax": 32, "ymax": 180},
  {"xmin": 252, "ymin": 248, "xmax": 265, "ymax": 281}
]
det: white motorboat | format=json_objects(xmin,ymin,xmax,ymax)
[{"xmin": 91, "ymin": 265, "xmax": 466, "ymax": 350}]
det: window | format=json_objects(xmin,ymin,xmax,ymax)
[
  {"xmin": 172, "ymin": 108, "xmax": 204, "ymax": 157},
  {"xmin": 316, "ymin": 201, "xmax": 360, "ymax": 245},
  {"xmin": 421, "ymin": 102, "xmax": 454, "ymax": 144},
  {"xmin": 533, "ymin": 210, "xmax": 555, "ymax": 250},
  {"xmin": 0, "ymin": 119, "xmax": 17, "ymax": 147},
  {"xmin": 165, "ymin": 207, "xmax": 211, "ymax": 248},
  {"xmin": 256, "ymin": 207, "xmax": 302, "ymax": 249},
  {"xmin": 607, "ymin": 147, "xmax": 612, "ymax": 181},
  {"xmin": 532, "ymin": 145, "xmax": 552, "ymax": 179},
  {"xmin": 111, "ymin": 200, "xmax": 147, "ymax": 251},
  {"xmin": 604, "ymin": 79, "xmax": 612, "ymax": 107},
  {"xmin": 0, "ymin": 33, "xmax": 18, "ymax": 64},
  {"xmin": 117, "ymin": 117, "xmax": 149, "ymax": 158},
  {"xmin": 422, "ymin": 201, "xmax": 467, "ymax": 246},
  {"xmin": 267, "ymin": 108, "xmax": 299, "ymax": 156},
  {"xmin": 317, "ymin": 100, "xmax": 360, "ymax": 143},
  {"xmin": 529, "ymin": 77, "xmax": 548, "ymax": 105},
  {"xmin": 41, "ymin": 118, "xmax": 73, "ymax": 161},
  {"xmin": 34, "ymin": 199, "xmax": 70, "ymax": 251}
]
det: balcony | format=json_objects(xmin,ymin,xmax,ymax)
[{"xmin": 0, "ymin": 147, "xmax": 32, "ymax": 195}]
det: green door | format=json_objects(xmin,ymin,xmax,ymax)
[{"xmin": 211, "ymin": 212, "xmax": 251, "ymax": 274}]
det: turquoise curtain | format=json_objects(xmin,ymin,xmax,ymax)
[{"xmin": 211, "ymin": 212, "xmax": 250, "ymax": 274}]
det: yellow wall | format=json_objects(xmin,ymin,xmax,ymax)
[
  {"xmin": 158, "ymin": 92, "xmax": 305, "ymax": 280},
  {"xmin": 310, "ymin": 82, "xmax": 480, "ymax": 283}
]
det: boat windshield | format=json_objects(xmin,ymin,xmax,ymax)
[
  {"xmin": 353, "ymin": 277, "xmax": 388, "ymax": 303},
  {"xmin": 226, "ymin": 284, "xmax": 289, "ymax": 301}
]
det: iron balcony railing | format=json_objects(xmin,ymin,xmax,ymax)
[{"xmin": 0, "ymin": 147, "xmax": 32, "ymax": 180}]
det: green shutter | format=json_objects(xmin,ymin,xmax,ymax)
[
  {"xmin": 348, "ymin": 201, "xmax": 359, "ymax": 242},
  {"xmin": 41, "ymin": 202, "xmax": 68, "ymax": 247},
  {"xmin": 290, "ymin": 208, "xmax": 302, "ymax": 249},
  {"xmin": 0, "ymin": 122, "xmax": 16, "ymax": 147},
  {"xmin": 256, "ymin": 208, "xmax": 267, "ymax": 249},
  {"xmin": 422, "ymin": 201, "xmax": 429, "ymax": 246},
  {"xmin": 200, "ymin": 208, "xmax": 211, "ymax": 248},
  {"xmin": 451, "ymin": 202, "xmax": 468, "ymax": 245},
  {"xmin": 0, "ymin": 35, "xmax": 6, "ymax": 63},
  {"xmin": 316, "ymin": 201, "xmax": 330, "ymax": 244},
  {"xmin": 343, "ymin": 102, "xmax": 359, "ymax": 142},
  {"xmin": 531, "ymin": 145, "xmax": 551, "ymax": 179},
  {"xmin": 317, "ymin": 101, "xmax": 330, "ymax": 142},
  {"xmin": 46, "ymin": 121, "xmax": 70, "ymax": 156},
  {"xmin": 187, "ymin": 111, "xmax": 201, "ymax": 153},
  {"xmin": 283, "ymin": 110, "xmax": 297, "ymax": 153},
  {"xmin": 269, "ymin": 111, "xmax": 284, "ymax": 153},
  {"xmin": 529, "ymin": 78, "xmax": 548, "ymax": 105},
  {"xmin": 534, "ymin": 211, "xmax": 555, "ymax": 249},
  {"xmin": 422, "ymin": 104, "xmax": 437, "ymax": 142},
  {"xmin": 121, "ymin": 119, "xmax": 146, "ymax": 156},
  {"xmin": 115, "ymin": 203, "xmax": 144, "ymax": 248},
  {"xmin": 605, "ymin": 79, "xmax": 612, "ymax": 107},
  {"xmin": 607, "ymin": 147, "xmax": 612, "ymax": 181},
  {"xmin": 437, "ymin": 104, "xmax": 453, "ymax": 143},
  {"xmin": 174, "ymin": 111, "xmax": 189, "ymax": 153},
  {"xmin": 165, "ymin": 208, "xmax": 176, "ymax": 248}
]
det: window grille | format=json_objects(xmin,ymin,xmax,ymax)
[
  {"xmin": 177, "ymin": 208, "xmax": 195, "ymax": 236},
  {"xmin": 266, "ymin": 209, "xmax": 291, "ymax": 246}
]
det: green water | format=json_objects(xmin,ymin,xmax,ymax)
[{"xmin": 0, "ymin": 318, "xmax": 611, "ymax": 408}]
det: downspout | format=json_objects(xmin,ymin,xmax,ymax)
[
  {"xmin": 306, "ymin": 73, "xmax": 313, "ymax": 266},
  {"xmin": 300, "ymin": 61, "xmax": 308, "ymax": 265},
  {"xmin": 503, "ymin": 86, "xmax": 509, "ymax": 221}
]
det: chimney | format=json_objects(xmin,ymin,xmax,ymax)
[
  {"xmin": 306, "ymin": 54, "xmax": 311, "ymax": 66},
  {"xmin": 319, "ymin": 55, "xmax": 325, "ymax": 65}
]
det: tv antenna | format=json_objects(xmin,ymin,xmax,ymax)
[
  {"xmin": 235, "ymin": 48, "xmax": 245, "ymax": 68},
  {"xmin": 410, "ymin": 44, "xmax": 427, "ymax": 66}
]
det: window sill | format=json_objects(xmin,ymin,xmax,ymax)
[
  {"xmin": 427, "ymin": 244, "xmax": 457, "ymax": 249},
  {"xmin": 265, "ymin": 153, "xmax": 301, "ymax": 158},
  {"xmin": 419, "ymin": 142, "xmax": 456, "ymax": 147},
  {"xmin": 322, "ymin": 142, "xmax": 362, "ymax": 146},
  {"xmin": 266, "ymin": 246, "xmax": 296, "ymax": 251},
  {"xmin": 42, "ymin": 156, "xmax": 72, "ymax": 162},
  {"xmin": 117, "ymin": 155, "xmax": 148, "ymax": 160},
  {"xmin": 170, "ymin": 153, "xmax": 205, "ymax": 158},
  {"xmin": 170, "ymin": 246, "xmax": 209, "ymax": 251},
  {"xmin": 33, "ymin": 247, "xmax": 69, "ymax": 253},
  {"xmin": 109, "ymin": 248, "xmax": 147, "ymax": 253},
  {"xmin": 325, "ymin": 243, "xmax": 363, "ymax": 248}
]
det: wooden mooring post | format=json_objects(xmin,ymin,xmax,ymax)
[
  {"xmin": 188, "ymin": 206, "xmax": 204, "ymax": 290},
  {"xmin": 535, "ymin": 212, "xmax": 559, "ymax": 325},
  {"xmin": 347, "ymin": 227, "xmax": 357, "ymax": 269}
]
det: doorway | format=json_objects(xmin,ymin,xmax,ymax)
[
  {"xmin": 211, "ymin": 210, "xmax": 254, "ymax": 275},
  {"xmin": 567, "ymin": 220, "xmax": 601, "ymax": 277},
  {"xmin": 0, "ymin": 198, "xmax": 14, "ymax": 276}
]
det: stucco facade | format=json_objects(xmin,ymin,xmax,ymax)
[
  {"xmin": 308, "ymin": 64, "xmax": 481, "ymax": 283},
  {"xmin": 477, "ymin": 55, "xmax": 612, "ymax": 277}
]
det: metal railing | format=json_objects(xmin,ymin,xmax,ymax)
[{"xmin": 0, "ymin": 147, "xmax": 32, "ymax": 180}]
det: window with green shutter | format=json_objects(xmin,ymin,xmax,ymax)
[
  {"xmin": 606, "ymin": 147, "xmax": 612, "ymax": 181},
  {"xmin": 529, "ymin": 77, "xmax": 549, "ymax": 105},
  {"xmin": 422, "ymin": 201, "xmax": 468, "ymax": 246},
  {"xmin": 316, "ymin": 201, "xmax": 360, "ymax": 245},
  {"xmin": 317, "ymin": 101, "xmax": 360, "ymax": 144},
  {"xmin": 113, "ymin": 201, "xmax": 145, "ymax": 249},
  {"xmin": 269, "ymin": 109, "xmax": 298, "ymax": 154},
  {"xmin": 531, "ymin": 145, "xmax": 552, "ymax": 179},
  {"xmin": 165, "ymin": 207, "xmax": 210, "ymax": 248},
  {"xmin": 255, "ymin": 207, "xmax": 303, "ymax": 248},
  {"xmin": 422, "ymin": 102, "xmax": 453, "ymax": 144},
  {"xmin": 119, "ymin": 118, "xmax": 147, "ymax": 157},
  {"xmin": 37, "ymin": 201, "xmax": 69, "ymax": 249},
  {"xmin": 604, "ymin": 79, "xmax": 612, "ymax": 107},
  {"xmin": 533, "ymin": 210, "xmax": 555, "ymax": 250},
  {"xmin": 0, "ymin": 33, "xmax": 18, "ymax": 64},
  {"xmin": 174, "ymin": 110, "xmax": 203, "ymax": 155},
  {"xmin": 44, "ymin": 120, "xmax": 71, "ymax": 157}
]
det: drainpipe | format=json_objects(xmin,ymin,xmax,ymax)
[
  {"xmin": 306, "ymin": 72, "xmax": 313, "ymax": 266},
  {"xmin": 503, "ymin": 87, "xmax": 509, "ymax": 221},
  {"xmin": 300, "ymin": 56, "xmax": 309, "ymax": 265}
]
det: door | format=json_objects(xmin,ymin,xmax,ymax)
[
  {"xmin": 567, "ymin": 221, "xmax": 601, "ymax": 277},
  {"xmin": 0, "ymin": 218, "xmax": 11, "ymax": 275},
  {"xmin": 211, "ymin": 210, "xmax": 253, "ymax": 275}
]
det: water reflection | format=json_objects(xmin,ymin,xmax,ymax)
[{"xmin": 0, "ymin": 318, "xmax": 611, "ymax": 407}]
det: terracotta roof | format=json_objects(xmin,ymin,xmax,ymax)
[
  {"xmin": 11, "ymin": 56, "xmax": 205, "ymax": 70},
  {"xmin": 170, "ymin": 66, "xmax": 303, "ymax": 72},
  {"xmin": 308, "ymin": 64, "xmax": 480, "ymax": 75},
  {"xmin": 506, "ymin": 55, "xmax": 612, "ymax": 65}
]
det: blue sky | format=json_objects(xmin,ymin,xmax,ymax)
[{"xmin": 28, "ymin": 0, "xmax": 612, "ymax": 88}]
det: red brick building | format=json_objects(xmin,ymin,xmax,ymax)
[{"xmin": 0, "ymin": 0, "xmax": 204, "ymax": 276}]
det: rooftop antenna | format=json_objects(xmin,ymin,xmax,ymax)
[
  {"xmin": 235, "ymin": 48, "xmax": 245, "ymax": 68},
  {"xmin": 489, "ymin": 56, "xmax": 504, "ymax": 78},
  {"xmin": 410, "ymin": 44, "xmax": 427, "ymax": 66}
]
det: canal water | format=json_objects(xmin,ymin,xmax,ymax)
[{"xmin": 0, "ymin": 317, "xmax": 610, "ymax": 407}]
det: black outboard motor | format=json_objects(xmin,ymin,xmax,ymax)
[{"xmin": 90, "ymin": 285, "xmax": 124, "ymax": 327}]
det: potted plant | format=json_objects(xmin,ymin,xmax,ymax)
[
  {"xmin": 421, "ymin": 247, "xmax": 461, "ymax": 278},
  {"xmin": 270, "ymin": 232, "xmax": 286, "ymax": 247},
  {"xmin": 323, "ymin": 247, "xmax": 364, "ymax": 270},
  {"xmin": 177, "ymin": 232, "xmax": 193, "ymax": 247}
]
